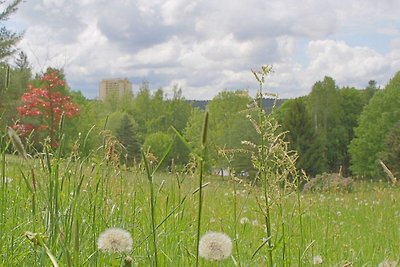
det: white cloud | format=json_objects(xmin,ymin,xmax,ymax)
[
  {"xmin": 306, "ymin": 40, "xmax": 393, "ymax": 88},
  {"xmin": 7, "ymin": 0, "xmax": 400, "ymax": 99}
]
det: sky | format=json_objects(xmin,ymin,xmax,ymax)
[{"xmin": 4, "ymin": 0, "xmax": 400, "ymax": 100}]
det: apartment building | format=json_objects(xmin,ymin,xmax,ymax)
[{"xmin": 99, "ymin": 78, "xmax": 132, "ymax": 101}]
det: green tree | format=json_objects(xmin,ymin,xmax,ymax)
[
  {"xmin": 363, "ymin": 80, "xmax": 378, "ymax": 103},
  {"xmin": 116, "ymin": 114, "xmax": 141, "ymax": 166},
  {"xmin": 183, "ymin": 107, "xmax": 205, "ymax": 156},
  {"xmin": 62, "ymin": 92, "xmax": 104, "ymax": 156},
  {"xmin": 131, "ymin": 83, "xmax": 160, "ymax": 138},
  {"xmin": 143, "ymin": 131, "xmax": 173, "ymax": 167},
  {"xmin": 206, "ymin": 90, "xmax": 256, "ymax": 173},
  {"xmin": 279, "ymin": 97, "xmax": 320, "ymax": 176},
  {"xmin": 338, "ymin": 87, "xmax": 366, "ymax": 174},
  {"xmin": 0, "ymin": 0, "xmax": 23, "ymax": 60},
  {"xmin": 308, "ymin": 76, "xmax": 346, "ymax": 173},
  {"xmin": 14, "ymin": 50, "xmax": 29, "ymax": 70},
  {"xmin": 0, "ymin": 62, "xmax": 31, "ymax": 129},
  {"xmin": 349, "ymin": 72, "xmax": 400, "ymax": 178},
  {"xmin": 380, "ymin": 122, "xmax": 400, "ymax": 178}
]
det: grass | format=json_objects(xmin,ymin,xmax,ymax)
[{"xmin": 0, "ymin": 153, "xmax": 399, "ymax": 266}]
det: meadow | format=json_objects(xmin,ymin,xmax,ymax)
[
  {"xmin": 1, "ymin": 66, "xmax": 399, "ymax": 267},
  {"xmin": 0, "ymin": 151, "xmax": 399, "ymax": 266}
]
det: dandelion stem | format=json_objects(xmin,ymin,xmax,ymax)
[
  {"xmin": 195, "ymin": 111, "xmax": 209, "ymax": 267},
  {"xmin": 142, "ymin": 151, "xmax": 158, "ymax": 267}
]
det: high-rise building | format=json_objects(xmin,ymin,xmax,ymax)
[{"xmin": 99, "ymin": 78, "xmax": 132, "ymax": 101}]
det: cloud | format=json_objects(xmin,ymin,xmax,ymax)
[
  {"xmin": 7, "ymin": 0, "xmax": 400, "ymax": 99},
  {"xmin": 305, "ymin": 40, "xmax": 394, "ymax": 88}
]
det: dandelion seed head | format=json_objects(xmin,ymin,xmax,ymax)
[
  {"xmin": 4, "ymin": 177, "xmax": 13, "ymax": 183},
  {"xmin": 313, "ymin": 255, "xmax": 323, "ymax": 265},
  {"xmin": 378, "ymin": 260, "xmax": 398, "ymax": 267},
  {"xmin": 97, "ymin": 228, "xmax": 132, "ymax": 253},
  {"xmin": 199, "ymin": 231, "xmax": 232, "ymax": 261},
  {"xmin": 240, "ymin": 217, "xmax": 250, "ymax": 224}
]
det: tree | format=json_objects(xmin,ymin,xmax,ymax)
[
  {"xmin": 14, "ymin": 68, "xmax": 80, "ymax": 147},
  {"xmin": 143, "ymin": 132, "xmax": 173, "ymax": 167},
  {"xmin": 116, "ymin": 114, "xmax": 141, "ymax": 166},
  {"xmin": 308, "ymin": 76, "xmax": 346, "ymax": 173},
  {"xmin": 363, "ymin": 80, "xmax": 378, "ymax": 103},
  {"xmin": 0, "ymin": 62, "xmax": 31, "ymax": 129},
  {"xmin": 0, "ymin": 0, "xmax": 23, "ymax": 60},
  {"xmin": 14, "ymin": 51, "xmax": 29, "ymax": 70},
  {"xmin": 349, "ymin": 72, "xmax": 400, "ymax": 178},
  {"xmin": 380, "ymin": 122, "xmax": 400, "ymax": 179},
  {"xmin": 338, "ymin": 87, "xmax": 365, "ymax": 174},
  {"xmin": 279, "ymin": 97, "xmax": 321, "ymax": 176},
  {"xmin": 205, "ymin": 90, "xmax": 256, "ymax": 173}
]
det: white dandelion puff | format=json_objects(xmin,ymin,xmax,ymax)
[
  {"xmin": 97, "ymin": 228, "xmax": 132, "ymax": 253},
  {"xmin": 240, "ymin": 217, "xmax": 250, "ymax": 224},
  {"xmin": 199, "ymin": 231, "xmax": 232, "ymax": 261},
  {"xmin": 313, "ymin": 255, "xmax": 323, "ymax": 265},
  {"xmin": 252, "ymin": 219, "xmax": 259, "ymax": 226},
  {"xmin": 378, "ymin": 260, "xmax": 398, "ymax": 267}
]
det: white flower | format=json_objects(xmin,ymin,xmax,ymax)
[
  {"xmin": 240, "ymin": 217, "xmax": 250, "ymax": 224},
  {"xmin": 97, "ymin": 228, "xmax": 132, "ymax": 253},
  {"xmin": 313, "ymin": 255, "xmax": 323, "ymax": 265},
  {"xmin": 199, "ymin": 231, "xmax": 232, "ymax": 261},
  {"xmin": 378, "ymin": 260, "xmax": 398, "ymax": 267}
]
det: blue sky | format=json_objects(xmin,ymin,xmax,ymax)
[{"xmin": 4, "ymin": 0, "xmax": 400, "ymax": 99}]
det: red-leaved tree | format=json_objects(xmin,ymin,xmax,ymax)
[{"xmin": 14, "ymin": 68, "xmax": 80, "ymax": 147}]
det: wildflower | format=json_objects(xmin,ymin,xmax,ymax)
[
  {"xmin": 199, "ymin": 231, "xmax": 232, "ymax": 261},
  {"xmin": 378, "ymin": 260, "xmax": 398, "ymax": 267},
  {"xmin": 313, "ymin": 255, "xmax": 323, "ymax": 265},
  {"xmin": 240, "ymin": 217, "xmax": 250, "ymax": 224},
  {"xmin": 97, "ymin": 228, "xmax": 132, "ymax": 253},
  {"xmin": 252, "ymin": 219, "xmax": 259, "ymax": 226},
  {"xmin": 3, "ymin": 177, "xmax": 13, "ymax": 183}
]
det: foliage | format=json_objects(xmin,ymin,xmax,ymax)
[
  {"xmin": 338, "ymin": 87, "xmax": 366, "ymax": 174},
  {"xmin": 0, "ymin": 0, "xmax": 23, "ymax": 60},
  {"xmin": 116, "ymin": 114, "xmax": 141, "ymax": 166},
  {"xmin": 380, "ymin": 122, "xmax": 400, "ymax": 179},
  {"xmin": 308, "ymin": 76, "xmax": 346, "ymax": 173},
  {"xmin": 143, "ymin": 132, "xmax": 173, "ymax": 166},
  {"xmin": 279, "ymin": 97, "xmax": 320, "ymax": 176},
  {"xmin": 206, "ymin": 90, "xmax": 256, "ymax": 172},
  {"xmin": 0, "ymin": 62, "xmax": 31, "ymax": 129},
  {"xmin": 14, "ymin": 68, "xmax": 80, "ymax": 147},
  {"xmin": 349, "ymin": 72, "xmax": 400, "ymax": 178}
]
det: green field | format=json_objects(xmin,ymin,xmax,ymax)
[{"xmin": 0, "ymin": 154, "xmax": 399, "ymax": 266}]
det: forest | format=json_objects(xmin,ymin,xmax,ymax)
[{"xmin": 1, "ymin": 58, "xmax": 399, "ymax": 181}]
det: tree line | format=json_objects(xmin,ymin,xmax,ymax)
[{"xmin": 1, "ymin": 59, "xmax": 400, "ymax": 180}]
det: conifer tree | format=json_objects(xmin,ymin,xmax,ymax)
[{"xmin": 116, "ymin": 114, "xmax": 141, "ymax": 166}]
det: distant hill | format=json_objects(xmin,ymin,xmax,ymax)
[{"xmin": 187, "ymin": 98, "xmax": 287, "ymax": 110}]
